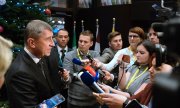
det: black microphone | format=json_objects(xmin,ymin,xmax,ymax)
[
  {"xmin": 78, "ymin": 71, "xmax": 104, "ymax": 93},
  {"xmin": 86, "ymin": 55, "xmax": 94, "ymax": 63},
  {"xmin": 72, "ymin": 58, "xmax": 84, "ymax": 66},
  {"xmin": 86, "ymin": 55, "xmax": 106, "ymax": 77}
]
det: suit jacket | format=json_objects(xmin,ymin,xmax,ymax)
[
  {"xmin": 5, "ymin": 50, "xmax": 56, "ymax": 108},
  {"xmin": 96, "ymin": 47, "xmax": 119, "ymax": 87},
  {"xmin": 96, "ymin": 47, "xmax": 116, "ymax": 63},
  {"xmin": 63, "ymin": 49, "xmax": 100, "ymax": 106},
  {"xmin": 46, "ymin": 46, "xmax": 72, "ymax": 92}
]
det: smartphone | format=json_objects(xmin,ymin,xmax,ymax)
[
  {"xmin": 122, "ymin": 55, "xmax": 130, "ymax": 63},
  {"xmin": 125, "ymin": 99, "xmax": 142, "ymax": 108},
  {"xmin": 38, "ymin": 93, "xmax": 65, "ymax": 108}
]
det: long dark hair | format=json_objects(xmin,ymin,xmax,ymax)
[{"xmin": 135, "ymin": 40, "xmax": 156, "ymax": 67}]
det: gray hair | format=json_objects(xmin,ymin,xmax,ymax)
[{"xmin": 24, "ymin": 20, "xmax": 52, "ymax": 44}]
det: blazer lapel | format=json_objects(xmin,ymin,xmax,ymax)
[{"xmin": 41, "ymin": 58, "xmax": 55, "ymax": 93}]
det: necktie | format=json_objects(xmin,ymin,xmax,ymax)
[
  {"xmin": 61, "ymin": 50, "xmax": 66, "ymax": 62},
  {"xmin": 38, "ymin": 60, "xmax": 47, "ymax": 79},
  {"xmin": 38, "ymin": 60, "xmax": 53, "ymax": 90}
]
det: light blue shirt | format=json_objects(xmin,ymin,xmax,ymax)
[{"xmin": 103, "ymin": 47, "xmax": 136, "ymax": 72}]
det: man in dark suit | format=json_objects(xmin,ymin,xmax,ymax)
[
  {"xmin": 47, "ymin": 29, "xmax": 71, "ymax": 108},
  {"xmin": 5, "ymin": 20, "xmax": 69, "ymax": 108},
  {"xmin": 50, "ymin": 29, "xmax": 71, "ymax": 67}
]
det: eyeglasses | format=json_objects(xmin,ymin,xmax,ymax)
[
  {"xmin": 128, "ymin": 35, "xmax": 139, "ymax": 38},
  {"xmin": 148, "ymin": 32, "xmax": 157, "ymax": 36}
]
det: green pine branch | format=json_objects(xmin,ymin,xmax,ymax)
[{"xmin": 0, "ymin": 0, "xmax": 49, "ymax": 45}]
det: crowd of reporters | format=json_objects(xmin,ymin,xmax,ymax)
[{"xmin": 0, "ymin": 19, "xmax": 180, "ymax": 108}]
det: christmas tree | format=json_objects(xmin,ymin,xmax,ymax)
[
  {"xmin": 0, "ymin": 0, "xmax": 50, "ymax": 45},
  {"xmin": 0, "ymin": 0, "xmax": 51, "ymax": 107}
]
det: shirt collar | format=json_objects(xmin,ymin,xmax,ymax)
[
  {"xmin": 57, "ymin": 45, "xmax": 68, "ymax": 52},
  {"xmin": 77, "ymin": 48, "xmax": 89, "ymax": 56},
  {"xmin": 24, "ymin": 47, "xmax": 41, "ymax": 64}
]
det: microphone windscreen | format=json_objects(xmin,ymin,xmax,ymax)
[
  {"xmin": 84, "ymin": 65, "xmax": 96, "ymax": 77},
  {"xmin": 72, "ymin": 58, "xmax": 83, "ymax": 66},
  {"xmin": 78, "ymin": 71, "xmax": 104, "ymax": 93},
  {"xmin": 78, "ymin": 71, "xmax": 94, "ymax": 86}
]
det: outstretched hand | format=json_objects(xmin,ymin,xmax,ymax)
[
  {"xmin": 93, "ymin": 92, "xmax": 104, "ymax": 105},
  {"xmin": 102, "ymin": 70, "xmax": 113, "ymax": 82},
  {"xmin": 98, "ymin": 83, "xmax": 111, "ymax": 93},
  {"xmin": 92, "ymin": 58, "xmax": 105, "ymax": 69},
  {"xmin": 99, "ymin": 93, "xmax": 127, "ymax": 108}
]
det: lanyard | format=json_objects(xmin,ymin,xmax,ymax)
[
  {"xmin": 128, "ymin": 46, "xmax": 137, "ymax": 62},
  {"xmin": 77, "ymin": 49, "xmax": 89, "ymax": 60},
  {"xmin": 126, "ymin": 66, "xmax": 148, "ymax": 90}
]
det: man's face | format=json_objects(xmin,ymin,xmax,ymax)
[
  {"xmin": 32, "ymin": 29, "xmax": 54, "ymax": 58},
  {"xmin": 56, "ymin": 30, "xmax": 69, "ymax": 48},
  {"xmin": 109, "ymin": 35, "xmax": 123, "ymax": 51},
  {"xmin": 78, "ymin": 35, "xmax": 93, "ymax": 53}
]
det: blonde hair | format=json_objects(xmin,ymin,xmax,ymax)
[{"xmin": 0, "ymin": 36, "xmax": 13, "ymax": 78}]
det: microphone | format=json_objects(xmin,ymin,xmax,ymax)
[
  {"xmin": 78, "ymin": 71, "xmax": 104, "ymax": 93},
  {"xmin": 83, "ymin": 65, "xmax": 97, "ymax": 77},
  {"xmin": 72, "ymin": 58, "xmax": 96, "ymax": 77},
  {"xmin": 86, "ymin": 55, "xmax": 106, "ymax": 77},
  {"xmin": 112, "ymin": 55, "xmax": 131, "ymax": 70},
  {"xmin": 72, "ymin": 58, "xmax": 84, "ymax": 66},
  {"xmin": 122, "ymin": 55, "xmax": 130, "ymax": 63},
  {"xmin": 86, "ymin": 55, "xmax": 94, "ymax": 63}
]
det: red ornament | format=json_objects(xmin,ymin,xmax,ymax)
[
  {"xmin": 0, "ymin": 25, "xmax": 4, "ymax": 33},
  {"xmin": 45, "ymin": 8, "xmax": 51, "ymax": 15}
]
